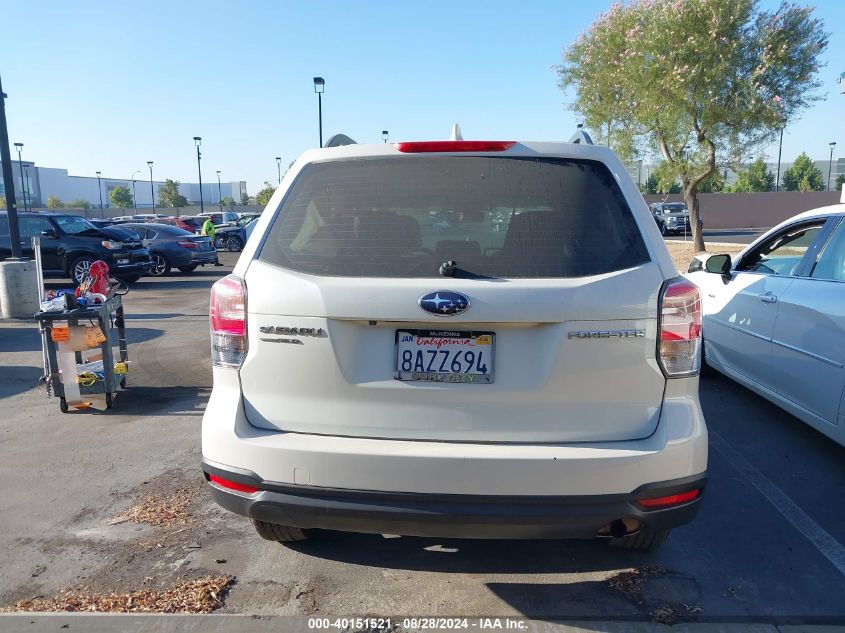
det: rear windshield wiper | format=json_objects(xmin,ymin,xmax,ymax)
[{"xmin": 438, "ymin": 260, "xmax": 496, "ymax": 280}]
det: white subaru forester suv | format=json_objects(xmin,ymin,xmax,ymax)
[{"xmin": 202, "ymin": 131, "xmax": 707, "ymax": 550}]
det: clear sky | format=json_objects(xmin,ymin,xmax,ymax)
[{"xmin": 1, "ymin": 0, "xmax": 843, "ymax": 195}]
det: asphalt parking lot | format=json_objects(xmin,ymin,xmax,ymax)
[{"xmin": 1, "ymin": 251, "xmax": 844, "ymax": 622}]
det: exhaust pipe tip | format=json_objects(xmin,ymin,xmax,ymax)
[{"xmin": 596, "ymin": 517, "xmax": 641, "ymax": 538}]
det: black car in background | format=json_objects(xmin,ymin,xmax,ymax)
[
  {"xmin": 212, "ymin": 213, "xmax": 260, "ymax": 251},
  {"xmin": 0, "ymin": 212, "xmax": 152, "ymax": 284},
  {"xmin": 119, "ymin": 223, "xmax": 217, "ymax": 276}
]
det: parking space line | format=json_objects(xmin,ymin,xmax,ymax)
[{"xmin": 710, "ymin": 431, "xmax": 845, "ymax": 577}]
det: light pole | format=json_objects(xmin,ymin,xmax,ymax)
[
  {"xmin": 775, "ymin": 125, "xmax": 785, "ymax": 192},
  {"xmin": 193, "ymin": 136, "xmax": 204, "ymax": 214},
  {"xmin": 147, "ymin": 161, "xmax": 155, "ymax": 211},
  {"xmin": 313, "ymin": 76, "xmax": 325, "ymax": 148},
  {"xmin": 96, "ymin": 171, "xmax": 104, "ymax": 215},
  {"xmin": 828, "ymin": 142, "xmax": 837, "ymax": 191},
  {"xmin": 24, "ymin": 164, "xmax": 31, "ymax": 208},
  {"xmin": 382, "ymin": 130, "xmax": 389, "ymax": 143},
  {"xmin": 216, "ymin": 170, "xmax": 223, "ymax": 212},
  {"xmin": 130, "ymin": 170, "xmax": 139, "ymax": 209},
  {"xmin": 0, "ymin": 73, "xmax": 24, "ymax": 259},
  {"xmin": 13, "ymin": 142, "xmax": 26, "ymax": 211},
  {"xmin": 276, "ymin": 156, "xmax": 282, "ymax": 184}
]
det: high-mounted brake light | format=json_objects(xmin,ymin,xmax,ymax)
[
  {"xmin": 209, "ymin": 474, "xmax": 258, "ymax": 494},
  {"xmin": 210, "ymin": 274, "xmax": 246, "ymax": 368},
  {"xmin": 637, "ymin": 489, "xmax": 701, "ymax": 509},
  {"xmin": 658, "ymin": 277, "xmax": 701, "ymax": 376},
  {"xmin": 394, "ymin": 140, "xmax": 516, "ymax": 153}
]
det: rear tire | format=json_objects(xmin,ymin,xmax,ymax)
[
  {"xmin": 118, "ymin": 274, "xmax": 141, "ymax": 284},
  {"xmin": 149, "ymin": 252, "xmax": 171, "ymax": 276},
  {"xmin": 608, "ymin": 527, "xmax": 669, "ymax": 551},
  {"xmin": 252, "ymin": 519, "xmax": 313, "ymax": 543}
]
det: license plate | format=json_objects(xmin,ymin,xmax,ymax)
[
  {"xmin": 117, "ymin": 258, "xmax": 129, "ymax": 265},
  {"xmin": 394, "ymin": 329, "xmax": 494, "ymax": 383}
]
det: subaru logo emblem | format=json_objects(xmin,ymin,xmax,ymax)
[{"xmin": 418, "ymin": 291, "xmax": 470, "ymax": 316}]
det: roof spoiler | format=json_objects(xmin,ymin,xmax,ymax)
[
  {"xmin": 569, "ymin": 124, "xmax": 593, "ymax": 145},
  {"xmin": 324, "ymin": 134, "xmax": 357, "ymax": 148}
]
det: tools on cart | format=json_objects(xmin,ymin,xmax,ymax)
[{"xmin": 35, "ymin": 259, "xmax": 130, "ymax": 413}]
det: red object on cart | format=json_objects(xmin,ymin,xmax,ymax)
[{"xmin": 76, "ymin": 260, "xmax": 110, "ymax": 298}]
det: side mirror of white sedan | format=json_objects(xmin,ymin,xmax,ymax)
[{"xmin": 688, "ymin": 253, "xmax": 732, "ymax": 282}]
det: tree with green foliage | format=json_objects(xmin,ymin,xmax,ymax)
[
  {"xmin": 782, "ymin": 153, "xmax": 824, "ymax": 192},
  {"xmin": 557, "ymin": 0, "xmax": 828, "ymax": 250},
  {"xmin": 46, "ymin": 195, "xmax": 65, "ymax": 208},
  {"xmin": 240, "ymin": 192, "xmax": 250, "ymax": 206},
  {"xmin": 698, "ymin": 170, "xmax": 725, "ymax": 193},
  {"xmin": 0, "ymin": 197, "xmax": 5, "ymax": 209},
  {"xmin": 221, "ymin": 195, "xmax": 236, "ymax": 208},
  {"xmin": 836, "ymin": 174, "xmax": 845, "ymax": 191},
  {"xmin": 650, "ymin": 161, "xmax": 682, "ymax": 194},
  {"xmin": 66, "ymin": 198, "xmax": 91, "ymax": 210},
  {"xmin": 255, "ymin": 182, "xmax": 275, "ymax": 207},
  {"xmin": 158, "ymin": 179, "xmax": 188, "ymax": 207},
  {"xmin": 729, "ymin": 157, "xmax": 775, "ymax": 192},
  {"xmin": 108, "ymin": 186, "xmax": 133, "ymax": 208}
]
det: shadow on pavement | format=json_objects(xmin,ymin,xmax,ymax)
[
  {"xmin": 0, "ymin": 365, "xmax": 44, "ymax": 398},
  {"xmin": 284, "ymin": 531, "xmax": 655, "ymax": 574},
  {"xmin": 0, "ymin": 327, "xmax": 42, "ymax": 353},
  {"xmin": 56, "ymin": 386, "xmax": 211, "ymax": 417}
]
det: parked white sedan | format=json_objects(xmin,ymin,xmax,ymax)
[{"xmin": 685, "ymin": 203, "xmax": 845, "ymax": 447}]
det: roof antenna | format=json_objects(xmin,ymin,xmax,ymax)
[{"xmin": 450, "ymin": 123, "xmax": 463, "ymax": 141}]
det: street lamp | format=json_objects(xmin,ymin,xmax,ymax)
[
  {"xmin": 313, "ymin": 76, "xmax": 325, "ymax": 148},
  {"xmin": 828, "ymin": 142, "xmax": 837, "ymax": 191},
  {"xmin": 216, "ymin": 170, "xmax": 223, "ymax": 212},
  {"xmin": 147, "ymin": 161, "xmax": 155, "ymax": 211},
  {"xmin": 130, "ymin": 170, "xmax": 139, "ymax": 209},
  {"xmin": 382, "ymin": 130, "xmax": 389, "ymax": 143},
  {"xmin": 13, "ymin": 142, "xmax": 26, "ymax": 211},
  {"xmin": 775, "ymin": 122, "xmax": 785, "ymax": 192},
  {"xmin": 276, "ymin": 156, "xmax": 282, "ymax": 184},
  {"xmin": 0, "ymin": 72, "xmax": 25, "ymax": 260},
  {"xmin": 96, "ymin": 171, "xmax": 103, "ymax": 214},
  {"xmin": 24, "ymin": 164, "xmax": 31, "ymax": 208},
  {"xmin": 193, "ymin": 136, "xmax": 204, "ymax": 214}
]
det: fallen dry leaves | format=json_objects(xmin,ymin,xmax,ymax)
[
  {"xmin": 607, "ymin": 564, "xmax": 666, "ymax": 598},
  {"xmin": 108, "ymin": 486, "xmax": 194, "ymax": 527},
  {"xmin": 0, "ymin": 576, "xmax": 231, "ymax": 613}
]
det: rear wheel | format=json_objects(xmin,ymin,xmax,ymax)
[
  {"xmin": 149, "ymin": 253, "xmax": 171, "ymax": 276},
  {"xmin": 252, "ymin": 519, "xmax": 313, "ymax": 543},
  {"xmin": 178, "ymin": 265, "xmax": 198, "ymax": 273},
  {"xmin": 224, "ymin": 236, "xmax": 244, "ymax": 252},
  {"xmin": 608, "ymin": 527, "xmax": 669, "ymax": 551}
]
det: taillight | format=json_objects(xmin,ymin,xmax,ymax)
[
  {"xmin": 177, "ymin": 240, "xmax": 199, "ymax": 249},
  {"xmin": 637, "ymin": 489, "xmax": 701, "ymax": 509},
  {"xmin": 658, "ymin": 277, "xmax": 701, "ymax": 376},
  {"xmin": 210, "ymin": 275, "xmax": 246, "ymax": 368},
  {"xmin": 208, "ymin": 474, "xmax": 258, "ymax": 494},
  {"xmin": 394, "ymin": 140, "xmax": 515, "ymax": 153}
]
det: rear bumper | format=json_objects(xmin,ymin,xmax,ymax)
[
  {"xmin": 202, "ymin": 374, "xmax": 708, "ymax": 537},
  {"xmin": 202, "ymin": 461, "xmax": 704, "ymax": 539}
]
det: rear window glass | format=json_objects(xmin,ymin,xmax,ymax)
[{"xmin": 258, "ymin": 157, "xmax": 649, "ymax": 278}]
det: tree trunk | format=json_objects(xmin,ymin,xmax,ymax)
[{"xmin": 684, "ymin": 186, "xmax": 705, "ymax": 252}]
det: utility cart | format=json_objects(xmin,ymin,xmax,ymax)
[{"xmin": 36, "ymin": 294, "xmax": 128, "ymax": 412}]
